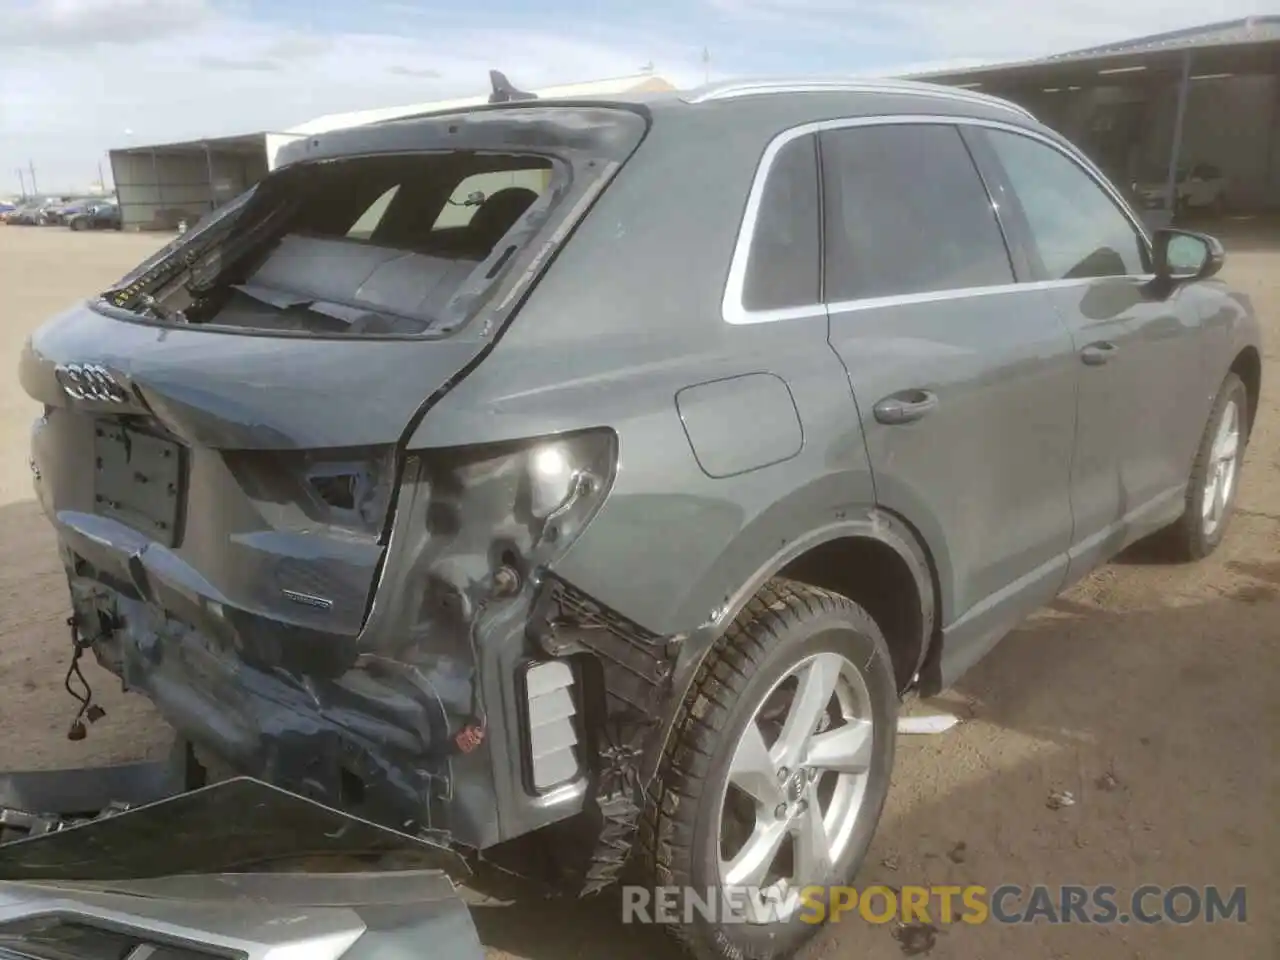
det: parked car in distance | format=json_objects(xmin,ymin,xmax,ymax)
[
  {"xmin": 4, "ymin": 203, "xmax": 40, "ymax": 225},
  {"xmin": 1134, "ymin": 162, "xmax": 1228, "ymax": 214},
  {"xmin": 67, "ymin": 201, "xmax": 122, "ymax": 231},
  {"xmin": 7, "ymin": 197, "xmax": 67, "ymax": 225},
  {"xmin": 42, "ymin": 197, "xmax": 101, "ymax": 226},
  {"xmin": 20, "ymin": 77, "xmax": 1262, "ymax": 960}
]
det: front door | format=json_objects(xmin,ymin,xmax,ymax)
[
  {"xmin": 971, "ymin": 125, "xmax": 1208, "ymax": 578},
  {"xmin": 819, "ymin": 120, "xmax": 1079, "ymax": 683}
]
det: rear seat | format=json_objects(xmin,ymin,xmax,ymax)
[{"xmin": 244, "ymin": 234, "xmax": 477, "ymax": 321}]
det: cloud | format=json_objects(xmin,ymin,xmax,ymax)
[
  {"xmin": 389, "ymin": 66, "xmax": 445, "ymax": 79},
  {"xmin": 197, "ymin": 55, "xmax": 280, "ymax": 72},
  {"xmin": 263, "ymin": 34, "xmax": 334, "ymax": 61},
  {"xmin": 5, "ymin": 0, "xmax": 211, "ymax": 47}
]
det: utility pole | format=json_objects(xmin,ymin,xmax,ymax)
[
  {"xmin": 17, "ymin": 168, "xmax": 26, "ymax": 198},
  {"xmin": 27, "ymin": 160, "xmax": 37, "ymax": 195},
  {"xmin": 98, "ymin": 159, "xmax": 105, "ymax": 193},
  {"xmin": 702, "ymin": 46, "xmax": 711, "ymax": 85}
]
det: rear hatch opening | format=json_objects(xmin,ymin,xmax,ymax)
[{"xmin": 107, "ymin": 151, "xmax": 559, "ymax": 338}]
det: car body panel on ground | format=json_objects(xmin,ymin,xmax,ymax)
[{"xmin": 0, "ymin": 777, "xmax": 482, "ymax": 960}]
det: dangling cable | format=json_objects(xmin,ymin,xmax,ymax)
[{"xmin": 64, "ymin": 616, "xmax": 106, "ymax": 741}]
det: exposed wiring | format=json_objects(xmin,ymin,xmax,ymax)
[
  {"xmin": 453, "ymin": 599, "xmax": 490, "ymax": 753},
  {"xmin": 63, "ymin": 616, "xmax": 106, "ymax": 740}
]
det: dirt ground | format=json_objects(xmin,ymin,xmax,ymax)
[{"xmin": 0, "ymin": 223, "xmax": 1275, "ymax": 959}]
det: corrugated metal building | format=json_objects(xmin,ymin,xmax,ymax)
[
  {"xmin": 914, "ymin": 16, "xmax": 1280, "ymax": 217},
  {"xmin": 108, "ymin": 73, "xmax": 674, "ymax": 231}
]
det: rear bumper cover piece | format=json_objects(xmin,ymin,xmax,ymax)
[{"xmin": 0, "ymin": 778, "xmax": 482, "ymax": 960}]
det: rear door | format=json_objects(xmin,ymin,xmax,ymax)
[
  {"xmin": 970, "ymin": 125, "xmax": 1206, "ymax": 577},
  {"xmin": 820, "ymin": 119, "xmax": 1079, "ymax": 680}
]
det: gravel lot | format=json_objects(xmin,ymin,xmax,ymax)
[{"xmin": 0, "ymin": 224, "xmax": 1275, "ymax": 959}]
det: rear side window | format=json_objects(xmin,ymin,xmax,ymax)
[
  {"xmin": 433, "ymin": 169, "xmax": 551, "ymax": 230},
  {"xmin": 742, "ymin": 133, "xmax": 820, "ymax": 311},
  {"xmin": 982, "ymin": 129, "xmax": 1149, "ymax": 280},
  {"xmin": 820, "ymin": 124, "xmax": 1014, "ymax": 302},
  {"xmin": 346, "ymin": 185, "xmax": 399, "ymax": 240}
]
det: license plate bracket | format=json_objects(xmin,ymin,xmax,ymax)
[{"xmin": 93, "ymin": 422, "xmax": 183, "ymax": 547}]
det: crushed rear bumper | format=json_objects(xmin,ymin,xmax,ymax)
[{"xmin": 66, "ymin": 574, "xmax": 467, "ymax": 844}]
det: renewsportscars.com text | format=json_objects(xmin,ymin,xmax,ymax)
[{"xmin": 620, "ymin": 884, "xmax": 1248, "ymax": 926}]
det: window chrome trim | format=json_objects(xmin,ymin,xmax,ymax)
[
  {"xmin": 723, "ymin": 113, "xmax": 1154, "ymax": 326},
  {"xmin": 683, "ymin": 78, "xmax": 1036, "ymax": 123},
  {"xmin": 824, "ymin": 275, "xmax": 1156, "ymax": 315}
]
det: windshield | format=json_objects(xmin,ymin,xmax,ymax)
[{"xmin": 103, "ymin": 151, "xmax": 559, "ymax": 337}]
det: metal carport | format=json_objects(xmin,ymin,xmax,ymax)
[
  {"xmin": 108, "ymin": 133, "xmax": 272, "ymax": 231},
  {"xmin": 913, "ymin": 16, "xmax": 1280, "ymax": 223}
]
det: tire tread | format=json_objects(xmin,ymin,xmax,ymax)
[{"xmin": 636, "ymin": 578, "xmax": 881, "ymax": 960}]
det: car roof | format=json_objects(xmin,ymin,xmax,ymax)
[
  {"xmin": 287, "ymin": 77, "xmax": 1049, "ymax": 171},
  {"xmin": 381, "ymin": 76, "xmax": 1035, "ymax": 127},
  {"xmin": 678, "ymin": 77, "xmax": 1032, "ymax": 121}
]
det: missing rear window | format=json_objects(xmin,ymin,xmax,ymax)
[{"xmin": 116, "ymin": 152, "xmax": 556, "ymax": 337}]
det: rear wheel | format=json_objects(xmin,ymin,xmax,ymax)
[
  {"xmin": 638, "ymin": 580, "xmax": 897, "ymax": 960},
  {"xmin": 1161, "ymin": 372, "xmax": 1248, "ymax": 560}
]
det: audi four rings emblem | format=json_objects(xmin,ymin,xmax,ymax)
[{"xmin": 53, "ymin": 363, "xmax": 129, "ymax": 403}]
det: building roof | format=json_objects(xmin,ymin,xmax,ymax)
[
  {"xmin": 911, "ymin": 16, "xmax": 1280, "ymax": 87},
  {"xmin": 1044, "ymin": 15, "xmax": 1280, "ymax": 62},
  {"xmin": 109, "ymin": 131, "xmax": 275, "ymax": 157},
  {"xmin": 286, "ymin": 73, "xmax": 676, "ymax": 136}
]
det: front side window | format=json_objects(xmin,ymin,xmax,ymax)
[
  {"xmin": 983, "ymin": 129, "xmax": 1149, "ymax": 280},
  {"xmin": 820, "ymin": 123, "xmax": 1015, "ymax": 303},
  {"xmin": 742, "ymin": 133, "xmax": 821, "ymax": 311}
]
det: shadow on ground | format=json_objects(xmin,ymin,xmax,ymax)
[{"xmin": 466, "ymin": 579, "xmax": 1277, "ymax": 960}]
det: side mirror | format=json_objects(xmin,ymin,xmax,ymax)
[{"xmin": 1152, "ymin": 228, "xmax": 1224, "ymax": 284}]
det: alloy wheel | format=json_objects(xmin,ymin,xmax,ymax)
[
  {"xmin": 715, "ymin": 650, "xmax": 875, "ymax": 924},
  {"xmin": 1201, "ymin": 398, "xmax": 1240, "ymax": 538}
]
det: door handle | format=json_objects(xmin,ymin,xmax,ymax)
[
  {"xmin": 1081, "ymin": 341, "xmax": 1117, "ymax": 366},
  {"xmin": 873, "ymin": 389, "xmax": 938, "ymax": 425}
]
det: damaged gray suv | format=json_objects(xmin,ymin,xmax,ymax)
[{"xmin": 20, "ymin": 76, "xmax": 1262, "ymax": 960}]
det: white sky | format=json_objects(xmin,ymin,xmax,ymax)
[{"xmin": 0, "ymin": 0, "xmax": 1272, "ymax": 194}]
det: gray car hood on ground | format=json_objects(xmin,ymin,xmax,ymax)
[{"xmin": 0, "ymin": 777, "xmax": 484, "ymax": 960}]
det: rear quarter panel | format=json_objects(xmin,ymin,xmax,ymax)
[{"xmin": 407, "ymin": 103, "xmax": 878, "ymax": 638}]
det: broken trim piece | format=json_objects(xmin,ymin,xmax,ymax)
[{"xmin": 0, "ymin": 758, "xmax": 188, "ymax": 821}]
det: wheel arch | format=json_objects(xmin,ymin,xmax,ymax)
[
  {"xmin": 642, "ymin": 510, "xmax": 941, "ymax": 783},
  {"xmin": 1230, "ymin": 344, "xmax": 1261, "ymax": 438}
]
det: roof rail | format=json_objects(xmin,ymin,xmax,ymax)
[{"xmin": 682, "ymin": 77, "xmax": 1036, "ymax": 121}]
